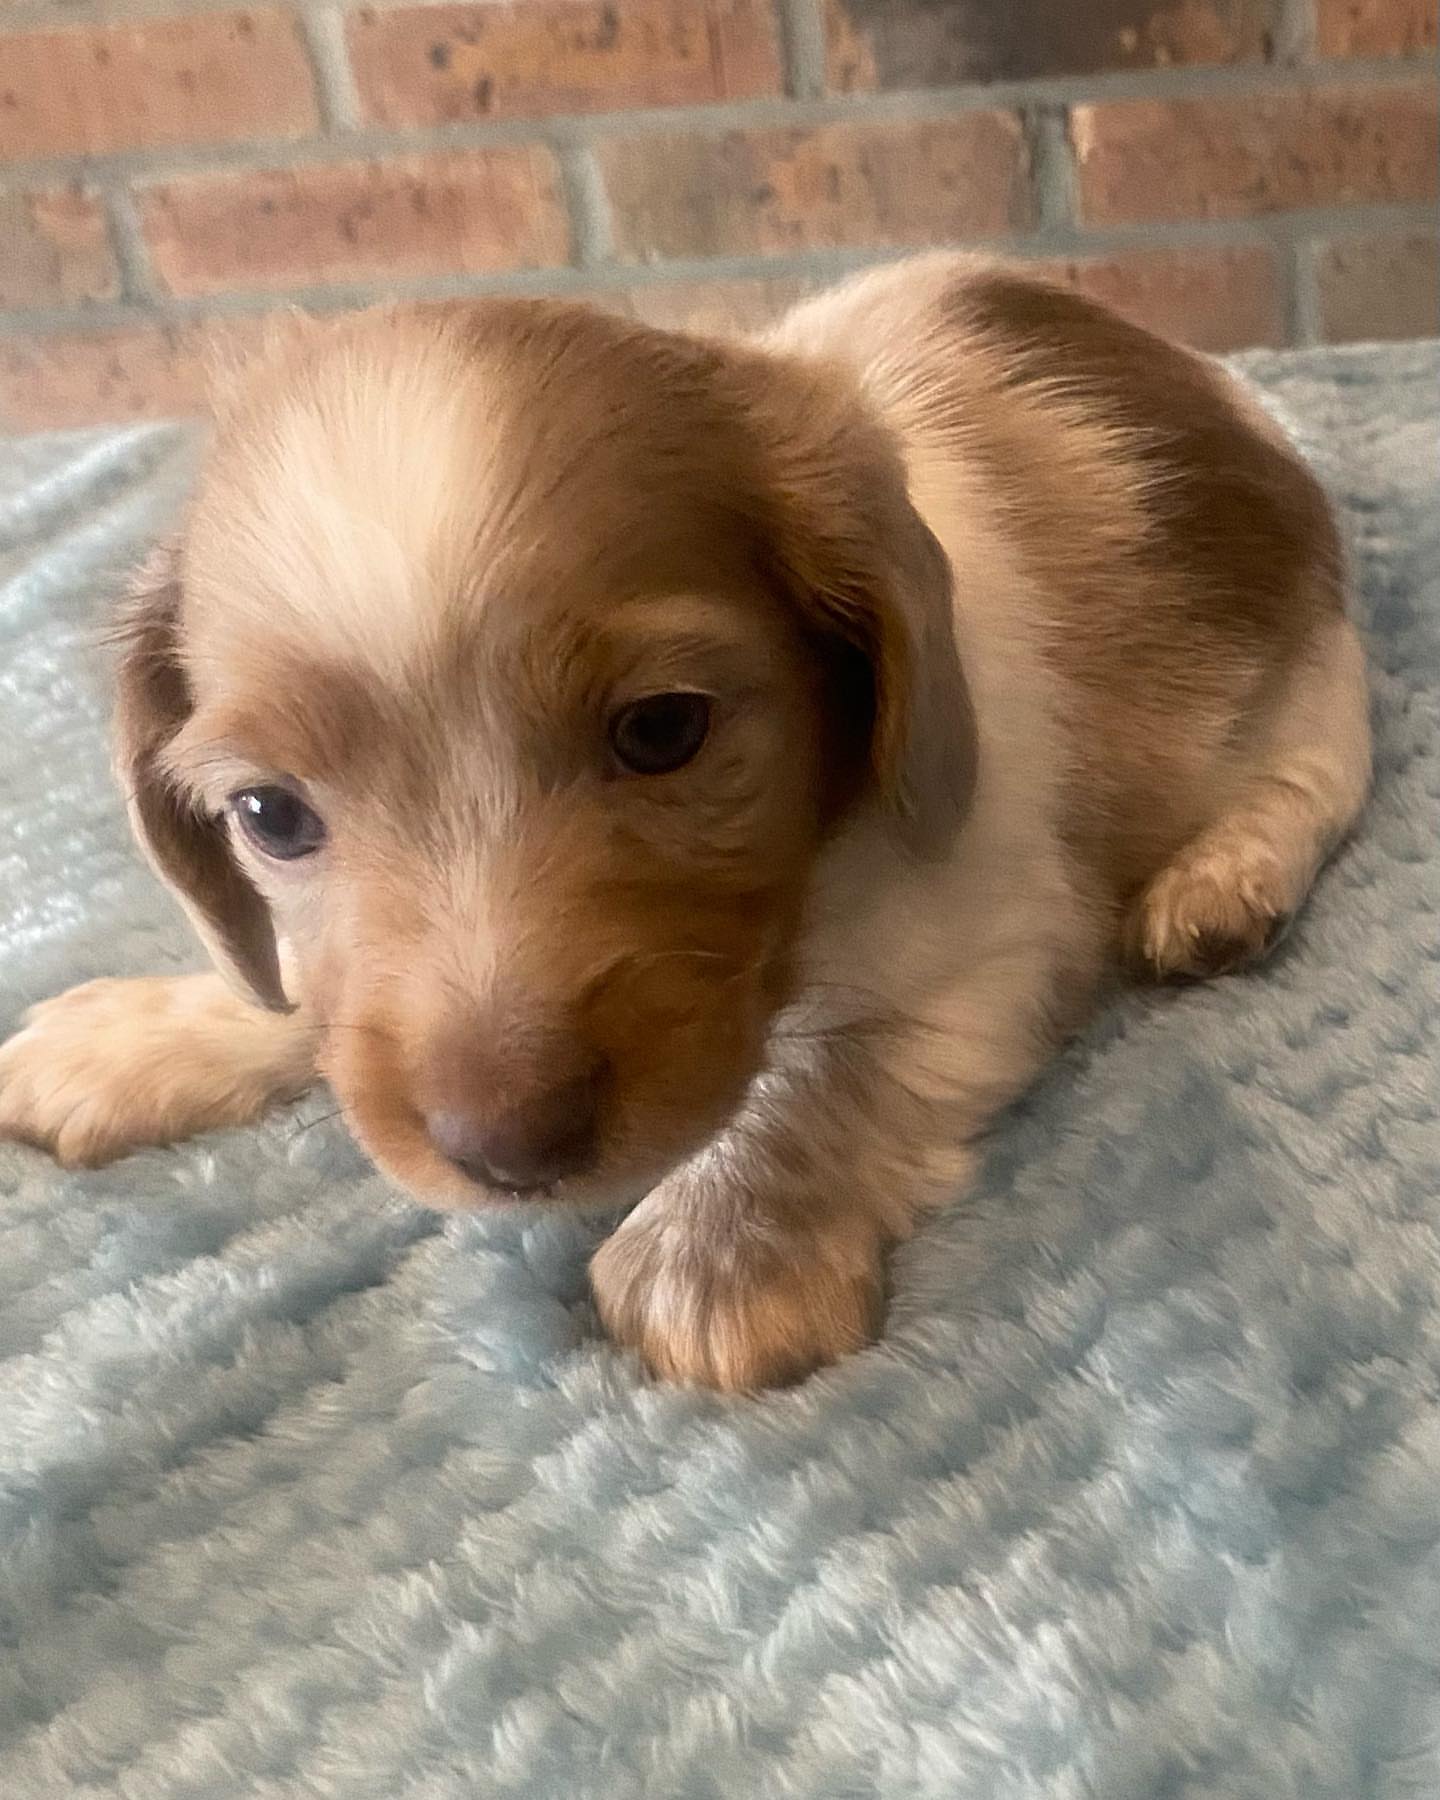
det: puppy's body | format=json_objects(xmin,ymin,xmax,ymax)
[
  {"xmin": 0, "ymin": 257, "xmax": 1370, "ymax": 1388},
  {"xmin": 774, "ymin": 255, "xmax": 1366, "ymax": 1144}
]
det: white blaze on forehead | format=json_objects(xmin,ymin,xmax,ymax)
[{"xmin": 190, "ymin": 326, "xmax": 493, "ymax": 672}]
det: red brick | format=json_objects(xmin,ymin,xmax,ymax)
[
  {"xmin": 0, "ymin": 317, "xmax": 274, "ymax": 433},
  {"xmin": 825, "ymin": 0, "xmax": 1273, "ymax": 90},
  {"xmin": 1316, "ymin": 0, "xmax": 1438, "ymax": 56},
  {"xmin": 349, "ymin": 0, "xmax": 781, "ymax": 126},
  {"xmin": 1027, "ymin": 245, "xmax": 1285, "ymax": 351},
  {"xmin": 0, "ymin": 12, "xmax": 318, "ymax": 162},
  {"xmin": 1073, "ymin": 82, "xmax": 1439, "ymax": 223},
  {"xmin": 599, "ymin": 114, "xmax": 1031, "ymax": 261},
  {"xmin": 1317, "ymin": 232, "xmax": 1440, "ymax": 339},
  {"xmin": 0, "ymin": 188, "xmax": 119, "ymax": 310},
  {"xmin": 139, "ymin": 151, "xmax": 570, "ymax": 297}
]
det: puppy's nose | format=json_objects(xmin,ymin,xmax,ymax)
[{"xmin": 425, "ymin": 1062, "xmax": 605, "ymax": 1192}]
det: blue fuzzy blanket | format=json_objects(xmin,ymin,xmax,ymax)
[{"xmin": 1, "ymin": 344, "xmax": 1436, "ymax": 1799}]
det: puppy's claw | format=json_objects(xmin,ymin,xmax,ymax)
[{"xmin": 1127, "ymin": 838, "xmax": 1297, "ymax": 981}]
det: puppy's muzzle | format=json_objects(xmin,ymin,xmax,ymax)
[{"xmin": 420, "ymin": 1034, "xmax": 609, "ymax": 1194}]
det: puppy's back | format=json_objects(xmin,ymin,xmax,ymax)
[{"xmin": 771, "ymin": 256, "xmax": 1348, "ymax": 901}]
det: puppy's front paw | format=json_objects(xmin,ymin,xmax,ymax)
[
  {"xmin": 590, "ymin": 1194, "xmax": 883, "ymax": 1391},
  {"xmin": 0, "ymin": 975, "xmax": 312, "ymax": 1168}
]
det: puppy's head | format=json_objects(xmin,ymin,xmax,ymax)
[{"xmin": 115, "ymin": 301, "xmax": 974, "ymax": 1205}]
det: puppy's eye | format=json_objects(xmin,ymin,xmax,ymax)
[
  {"xmin": 609, "ymin": 692, "xmax": 712, "ymax": 776},
  {"xmin": 230, "ymin": 786, "xmax": 327, "ymax": 860}
]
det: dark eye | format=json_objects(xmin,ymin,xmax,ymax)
[
  {"xmin": 230, "ymin": 786, "xmax": 327, "ymax": 860},
  {"xmin": 609, "ymin": 693, "xmax": 711, "ymax": 776}
]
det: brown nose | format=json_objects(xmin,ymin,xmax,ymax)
[{"xmin": 424, "ymin": 1059, "xmax": 606, "ymax": 1193}]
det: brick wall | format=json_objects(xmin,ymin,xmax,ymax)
[{"xmin": 0, "ymin": 0, "xmax": 1435, "ymax": 432}]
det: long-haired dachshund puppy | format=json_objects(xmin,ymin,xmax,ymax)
[{"xmin": 0, "ymin": 257, "xmax": 1370, "ymax": 1390}]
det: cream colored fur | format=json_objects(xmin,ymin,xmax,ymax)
[{"xmin": 0, "ymin": 972, "xmax": 313, "ymax": 1168}]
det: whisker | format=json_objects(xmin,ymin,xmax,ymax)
[
  {"xmin": 285, "ymin": 1104, "xmax": 347, "ymax": 1144},
  {"xmin": 619, "ymin": 946, "xmax": 741, "ymax": 976},
  {"xmin": 771, "ymin": 981, "xmax": 951, "ymax": 1046}
]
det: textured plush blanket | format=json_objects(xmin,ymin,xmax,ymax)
[{"xmin": 1, "ymin": 343, "xmax": 1436, "ymax": 1800}]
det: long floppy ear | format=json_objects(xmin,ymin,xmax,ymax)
[
  {"xmin": 746, "ymin": 365, "xmax": 978, "ymax": 859},
  {"xmin": 112, "ymin": 539, "xmax": 289, "ymax": 1009}
]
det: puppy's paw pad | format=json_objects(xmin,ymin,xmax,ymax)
[
  {"xmin": 1129, "ymin": 845, "xmax": 1294, "ymax": 981},
  {"xmin": 591, "ymin": 1211, "xmax": 882, "ymax": 1392}
]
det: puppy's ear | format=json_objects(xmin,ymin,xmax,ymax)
[
  {"xmin": 750, "ymin": 370, "xmax": 977, "ymax": 858},
  {"xmin": 112, "ymin": 540, "xmax": 289, "ymax": 1009}
]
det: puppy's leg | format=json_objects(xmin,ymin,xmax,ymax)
[
  {"xmin": 1128, "ymin": 616, "xmax": 1371, "ymax": 979},
  {"xmin": 590, "ymin": 977, "xmax": 1064, "ymax": 1391},
  {"xmin": 591, "ymin": 1068, "xmax": 896, "ymax": 1390},
  {"xmin": 0, "ymin": 972, "xmax": 317, "ymax": 1167}
]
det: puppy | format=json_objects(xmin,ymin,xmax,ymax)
[{"xmin": 0, "ymin": 256, "xmax": 1370, "ymax": 1390}]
